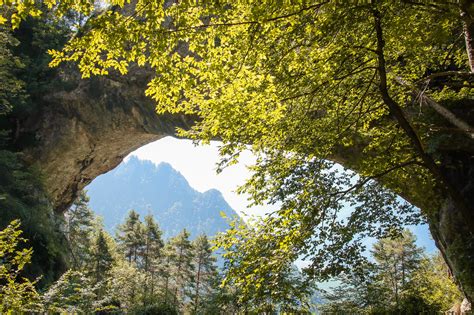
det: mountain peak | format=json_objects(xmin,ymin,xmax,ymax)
[
  {"xmin": 86, "ymin": 158, "xmax": 239, "ymax": 238},
  {"xmin": 204, "ymin": 188, "xmax": 221, "ymax": 195},
  {"xmin": 124, "ymin": 157, "xmax": 184, "ymax": 180}
]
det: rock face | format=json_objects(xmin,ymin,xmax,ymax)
[
  {"xmin": 19, "ymin": 66, "xmax": 474, "ymax": 302},
  {"xmin": 22, "ymin": 67, "xmax": 193, "ymax": 212},
  {"xmin": 430, "ymin": 151, "xmax": 474, "ymax": 303}
]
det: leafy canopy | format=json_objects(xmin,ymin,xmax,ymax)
[{"xmin": 2, "ymin": 0, "xmax": 472, "ymax": 287}]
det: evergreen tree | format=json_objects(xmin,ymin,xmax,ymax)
[
  {"xmin": 160, "ymin": 241, "xmax": 176, "ymax": 307},
  {"xmin": 167, "ymin": 229, "xmax": 194, "ymax": 311},
  {"xmin": 320, "ymin": 230, "xmax": 459, "ymax": 313},
  {"xmin": 141, "ymin": 214, "xmax": 164, "ymax": 305},
  {"xmin": 320, "ymin": 264, "xmax": 388, "ymax": 314},
  {"xmin": 190, "ymin": 234, "xmax": 218, "ymax": 314},
  {"xmin": 65, "ymin": 190, "xmax": 95, "ymax": 269},
  {"xmin": 371, "ymin": 229, "xmax": 423, "ymax": 310},
  {"xmin": 89, "ymin": 229, "xmax": 114, "ymax": 285},
  {"xmin": 116, "ymin": 210, "xmax": 145, "ymax": 265}
]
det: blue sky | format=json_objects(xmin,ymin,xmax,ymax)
[{"xmin": 130, "ymin": 136, "xmax": 437, "ymax": 256}]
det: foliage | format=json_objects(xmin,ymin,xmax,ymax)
[
  {"xmin": 320, "ymin": 230, "xmax": 462, "ymax": 313},
  {"xmin": 64, "ymin": 190, "xmax": 95, "ymax": 269},
  {"xmin": 108, "ymin": 209, "xmax": 229, "ymax": 313},
  {"xmin": 108, "ymin": 260, "xmax": 146, "ymax": 311},
  {"xmin": 132, "ymin": 302, "xmax": 178, "ymax": 315},
  {"xmin": 166, "ymin": 228, "xmax": 195, "ymax": 309},
  {"xmin": 0, "ymin": 220, "xmax": 41, "ymax": 313},
  {"xmin": 1, "ymin": 195, "xmax": 460, "ymax": 314},
  {"xmin": 42, "ymin": 269, "xmax": 115, "ymax": 313},
  {"xmin": 0, "ymin": 0, "xmax": 95, "ymax": 29},
  {"xmin": 215, "ymin": 215, "xmax": 314, "ymax": 313},
  {"xmin": 410, "ymin": 253, "xmax": 463, "ymax": 311},
  {"xmin": 4, "ymin": 0, "xmax": 471, "ymax": 291},
  {"xmin": 0, "ymin": 11, "xmax": 72, "ymax": 285},
  {"xmin": 141, "ymin": 214, "xmax": 164, "ymax": 304},
  {"xmin": 371, "ymin": 229, "xmax": 424, "ymax": 308},
  {"xmin": 0, "ymin": 28, "xmax": 25, "ymax": 115},
  {"xmin": 1, "ymin": 0, "xmax": 473, "ymax": 298},
  {"xmin": 190, "ymin": 234, "xmax": 218, "ymax": 313},
  {"xmin": 0, "ymin": 0, "xmax": 473, "ymax": 308},
  {"xmin": 89, "ymin": 228, "xmax": 114, "ymax": 284},
  {"xmin": 116, "ymin": 209, "xmax": 145, "ymax": 264},
  {"xmin": 0, "ymin": 145, "xmax": 68, "ymax": 284}
]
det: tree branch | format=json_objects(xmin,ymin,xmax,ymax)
[
  {"xmin": 420, "ymin": 71, "xmax": 474, "ymax": 82},
  {"xmin": 331, "ymin": 159, "xmax": 420, "ymax": 198},
  {"xmin": 460, "ymin": 0, "xmax": 474, "ymax": 72},
  {"xmin": 373, "ymin": 9, "xmax": 436, "ymax": 175},
  {"xmin": 372, "ymin": 8, "xmax": 473, "ymax": 226},
  {"xmin": 395, "ymin": 76, "xmax": 474, "ymax": 139},
  {"xmin": 165, "ymin": 3, "xmax": 329, "ymax": 33}
]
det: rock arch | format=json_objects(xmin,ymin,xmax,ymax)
[
  {"xmin": 22, "ymin": 68, "xmax": 193, "ymax": 212},
  {"xmin": 18, "ymin": 66, "xmax": 474, "ymax": 302}
]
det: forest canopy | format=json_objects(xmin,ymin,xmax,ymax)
[{"xmin": 1, "ymin": 0, "xmax": 474, "ymax": 302}]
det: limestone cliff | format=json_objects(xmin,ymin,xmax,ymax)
[{"xmin": 21, "ymin": 66, "xmax": 193, "ymax": 212}]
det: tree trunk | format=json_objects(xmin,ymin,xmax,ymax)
[
  {"xmin": 461, "ymin": 0, "xmax": 474, "ymax": 73},
  {"xmin": 144, "ymin": 236, "xmax": 150, "ymax": 306},
  {"xmin": 194, "ymin": 257, "xmax": 202, "ymax": 313}
]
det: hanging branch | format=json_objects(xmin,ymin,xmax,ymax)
[{"xmin": 394, "ymin": 76, "xmax": 474, "ymax": 139}]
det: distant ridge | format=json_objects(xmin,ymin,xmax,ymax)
[{"xmin": 86, "ymin": 156, "xmax": 239, "ymax": 238}]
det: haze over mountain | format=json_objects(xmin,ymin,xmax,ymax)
[{"xmin": 86, "ymin": 156, "xmax": 239, "ymax": 238}]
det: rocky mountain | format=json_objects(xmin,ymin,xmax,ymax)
[{"xmin": 85, "ymin": 156, "xmax": 238, "ymax": 238}]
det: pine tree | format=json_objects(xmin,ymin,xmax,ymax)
[
  {"xmin": 191, "ymin": 234, "xmax": 218, "ymax": 314},
  {"xmin": 321, "ymin": 231, "xmax": 457, "ymax": 313},
  {"xmin": 160, "ymin": 241, "xmax": 176, "ymax": 307},
  {"xmin": 89, "ymin": 229, "xmax": 114, "ymax": 285},
  {"xmin": 116, "ymin": 210, "xmax": 145, "ymax": 265},
  {"xmin": 141, "ymin": 214, "xmax": 164, "ymax": 305},
  {"xmin": 167, "ymin": 229, "xmax": 194, "ymax": 311},
  {"xmin": 65, "ymin": 190, "xmax": 95, "ymax": 269},
  {"xmin": 371, "ymin": 229, "xmax": 423, "ymax": 310}
]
